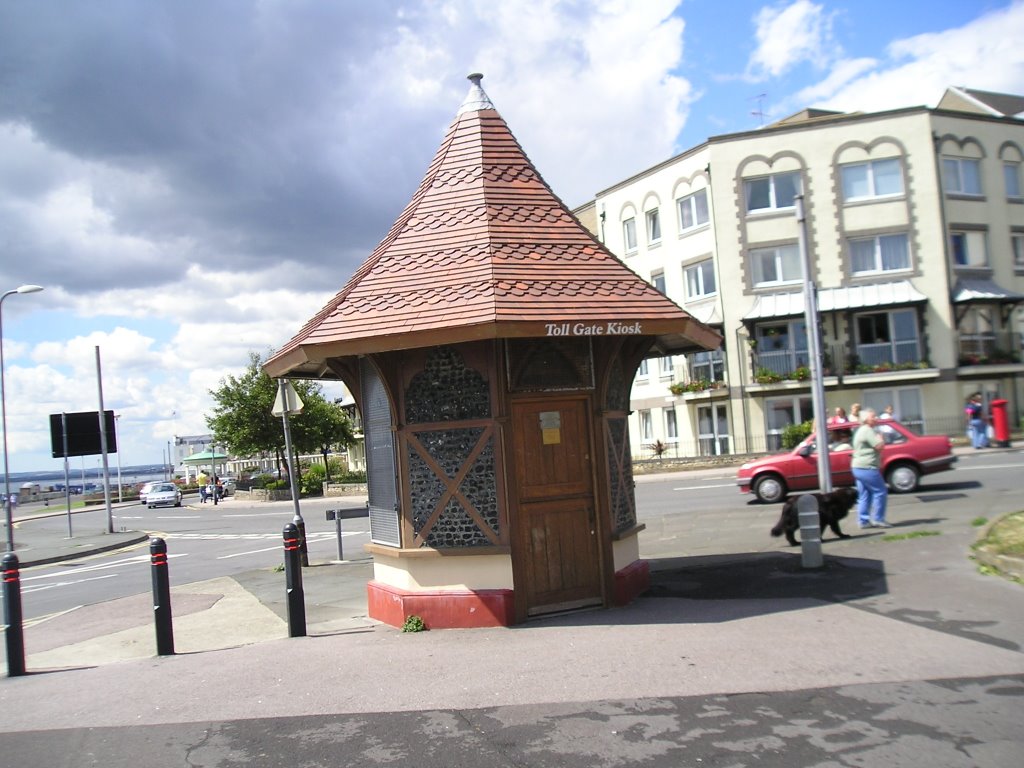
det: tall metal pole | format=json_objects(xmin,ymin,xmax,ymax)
[
  {"xmin": 1, "ymin": 285, "xmax": 45, "ymax": 552},
  {"xmin": 95, "ymin": 346, "xmax": 114, "ymax": 534},
  {"xmin": 62, "ymin": 413, "xmax": 73, "ymax": 538},
  {"xmin": 795, "ymin": 196, "xmax": 832, "ymax": 493},
  {"xmin": 278, "ymin": 378, "xmax": 308, "ymax": 566},
  {"xmin": 115, "ymin": 415, "xmax": 123, "ymax": 503}
]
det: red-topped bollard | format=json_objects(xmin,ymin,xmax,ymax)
[
  {"xmin": 3, "ymin": 552, "xmax": 26, "ymax": 676},
  {"xmin": 283, "ymin": 522, "xmax": 306, "ymax": 637},
  {"xmin": 150, "ymin": 537, "xmax": 175, "ymax": 656}
]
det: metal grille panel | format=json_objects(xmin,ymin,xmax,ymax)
[{"xmin": 361, "ymin": 359, "xmax": 400, "ymax": 547}]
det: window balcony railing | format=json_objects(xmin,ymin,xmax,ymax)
[
  {"xmin": 957, "ymin": 330, "xmax": 1023, "ymax": 366},
  {"xmin": 846, "ymin": 339, "xmax": 924, "ymax": 373}
]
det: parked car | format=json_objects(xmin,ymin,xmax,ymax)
[
  {"xmin": 736, "ymin": 420, "xmax": 956, "ymax": 503},
  {"xmin": 138, "ymin": 481, "xmax": 159, "ymax": 505},
  {"xmin": 146, "ymin": 482, "xmax": 183, "ymax": 509}
]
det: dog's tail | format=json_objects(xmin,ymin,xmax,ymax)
[{"xmin": 770, "ymin": 512, "xmax": 786, "ymax": 537}]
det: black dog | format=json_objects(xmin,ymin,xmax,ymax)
[{"xmin": 770, "ymin": 487, "xmax": 858, "ymax": 546}]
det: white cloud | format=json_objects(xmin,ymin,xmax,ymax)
[
  {"xmin": 799, "ymin": 1, "xmax": 1024, "ymax": 113},
  {"xmin": 746, "ymin": 0, "xmax": 835, "ymax": 81}
]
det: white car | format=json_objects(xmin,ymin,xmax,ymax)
[
  {"xmin": 147, "ymin": 482, "xmax": 183, "ymax": 509},
  {"xmin": 138, "ymin": 481, "xmax": 159, "ymax": 504}
]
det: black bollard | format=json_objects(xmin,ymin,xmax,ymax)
[
  {"xmin": 293, "ymin": 513, "xmax": 309, "ymax": 567},
  {"xmin": 149, "ymin": 537, "xmax": 175, "ymax": 656},
  {"xmin": 2, "ymin": 552, "xmax": 26, "ymax": 677},
  {"xmin": 283, "ymin": 523, "xmax": 306, "ymax": 637}
]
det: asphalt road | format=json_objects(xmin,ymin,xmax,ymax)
[{"xmin": 11, "ymin": 449, "xmax": 1023, "ymax": 624}]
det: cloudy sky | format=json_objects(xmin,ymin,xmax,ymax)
[{"xmin": 2, "ymin": 0, "xmax": 1023, "ymax": 472}]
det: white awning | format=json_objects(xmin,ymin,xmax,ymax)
[
  {"xmin": 687, "ymin": 302, "xmax": 723, "ymax": 326},
  {"xmin": 951, "ymin": 278, "xmax": 1024, "ymax": 303},
  {"xmin": 743, "ymin": 280, "xmax": 927, "ymax": 320}
]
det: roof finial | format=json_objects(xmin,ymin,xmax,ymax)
[{"xmin": 457, "ymin": 72, "xmax": 494, "ymax": 115}]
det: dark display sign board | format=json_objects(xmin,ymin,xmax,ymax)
[{"xmin": 49, "ymin": 410, "xmax": 117, "ymax": 458}]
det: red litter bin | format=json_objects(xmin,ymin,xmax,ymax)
[{"xmin": 989, "ymin": 399, "xmax": 1010, "ymax": 448}]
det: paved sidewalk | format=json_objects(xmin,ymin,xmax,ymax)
[{"xmin": 1, "ymin": 447, "xmax": 1023, "ymax": 766}]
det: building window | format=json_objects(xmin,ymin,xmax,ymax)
[
  {"xmin": 750, "ymin": 244, "xmax": 801, "ymax": 287},
  {"xmin": 677, "ymin": 189, "xmax": 709, "ymax": 231},
  {"xmin": 623, "ymin": 217, "xmax": 637, "ymax": 253},
  {"xmin": 697, "ymin": 403, "xmax": 730, "ymax": 456},
  {"xmin": 689, "ymin": 349, "xmax": 724, "ymax": 383},
  {"xmin": 651, "ymin": 271, "xmax": 666, "ymax": 294},
  {"xmin": 950, "ymin": 230, "xmax": 988, "ymax": 268},
  {"xmin": 854, "ymin": 309, "xmax": 921, "ymax": 368},
  {"xmin": 646, "ymin": 208, "xmax": 661, "ymax": 244},
  {"xmin": 637, "ymin": 358, "xmax": 649, "ymax": 378},
  {"xmin": 862, "ymin": 388, "xmax": 923, "ymax": 433},
  {"xmin": 755, "ymin": 321, "xmax": 808, "ymax": 376},
  {"xmin": 665, "ymin": 408, "xmax": 678, "ymax": 441},
  {"xmin": 849, "ymin": 233, "xmax": 910, "ymax": 275},
  {"xmin": 1005, "ymin": 162, "xmax": 1022, "ymax": 199},
  {"xmin": 841, "ymin": 158, "xmax": 904, "ymax": 200},
  {"xmin": 942, "ymin": 157, "xmax": 982, "ymax": 196},
  {"xmin": 656, "ymin": 355, "xmax": 673, "ymax": 379},
  {"xmin": 958, "ymin": 307, "xmax": 996, "ymax": 361},
  {"xmin": 684, "ymin": 259, "xmax": 716, "ymax": 299},
  {"xmin": 764, "ymin": 396, "xmax": 813, "ymax": 451},
  {"xmin": 1012, "ymin": 232, "xmax": 1024, "ymax": 268},
  {"xmin": 744, "ymin": 171, "xmax": 801, "ymax": 213},
  {"xmin": 639, "ymin": 409, "xmax": 653, "ymax": 441}
]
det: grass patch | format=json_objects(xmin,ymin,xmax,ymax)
[
  {"xmin": 971, "ymin": 517, "xmax": 988, "ymax": 527},
  {"xmin": 974, "ymin": 511, "xmax": 1024, "ymax": 557},
  {"xmin": 882, "ymin": 530, "xmax": 940, "ymax": 542}
]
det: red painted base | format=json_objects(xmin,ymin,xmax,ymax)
[
  {"xmin": 367, "ymin": 581, "xmax": 516, "ymax": 629},
  {"xmin": 613, "ymin": 559, "xmax": 650, "ymax": 606}
]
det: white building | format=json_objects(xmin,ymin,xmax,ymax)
[{"xmin": 580, "ymin": 87, "xmax": 1024, "ymax": 458}]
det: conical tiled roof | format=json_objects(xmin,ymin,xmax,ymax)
[{"xmin": 265, "ymin": 74, "xmax": 720, "ymax": 378}]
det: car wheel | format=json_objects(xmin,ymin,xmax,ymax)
[
  {"xmin": 147, "ymin": 504, "xmax": 153, "ymax": 509},
  {"xmin": 887, "ymin": 462, "xmax": 920, "ymax": 493},
  {"xmin": 753, "ymin": 474, "xmax": 787, "ymax": 504}
]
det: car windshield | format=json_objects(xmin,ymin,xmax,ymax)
[{"xmin": 154, "ymin": 483, "xmax": 176, "ymax": 492}]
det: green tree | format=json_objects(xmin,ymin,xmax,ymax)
[
  {"xmin": 207, "ymin": 352, "xmax": 281, "ymax": 466},
  {"xmin": 290, "ymin": 395, "xmax": 355, "ymax": 482},
  {"xmin": 206, "ymin": 352, "xmax": 357, "ymax": 484}
]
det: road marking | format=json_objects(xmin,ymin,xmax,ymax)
[
  {"xmin": 21, "ymin": 573, "xmax": 118, "ymax": 594},
  {"xmin": 21, "ymin": 552, "xmax": 187, "ymax": 580},
  {"xmin": 166, "ymin": 531, "xmax": 338, "ymax": 541},
  {"xmin": 672, "ymin": 483, "xmax": 737, "ymax": 491},
  {"xmin": 215, "ymin": 532, "xmax": 363, "ymax": 559},
  {"xmin": 156, "ymin": 515, "xmax": 201, "ymax": 519},
  {"xmin": 222, "ymin": 512, "xmax": 302, "ymax": 518}
]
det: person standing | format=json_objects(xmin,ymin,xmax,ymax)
[
  {"xmin": 852, "ymin": 407, "xmax": 890, "ymax": 528},
  {"xmin": 965, "ymin": 393, "xmax": 988, "ymax": 449}
]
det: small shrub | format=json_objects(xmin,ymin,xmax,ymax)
[
  {"xmin": 781, "ymin": 420, "xmax": 813, "ymax": 449},
  {"xmin": 337, "ymin": 470, "xmax": 367, "ymax": 484},
  {"xmin": 401, "ymin": 615, "xmax": 427, "ymax": 633},
  {"xmin": 300, "ymin": 463, "xmax": 326, "ymax": 496},
  {"xmin": 754, "ymin": 367, "xmax": 783, "ymax": 384},
  {"xmin": 971, "ymin": 517, "xmax": 988, "ymax": 527}
]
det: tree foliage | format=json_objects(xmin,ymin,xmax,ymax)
[{"xmin": 206, "ymin": 352, "xmax": 357, "ymax": 478}]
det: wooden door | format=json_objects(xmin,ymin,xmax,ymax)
[{"xmin": 511, "ymin": 397, "xmax": 603, "ymax": 617}]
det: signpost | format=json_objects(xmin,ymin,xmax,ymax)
[{"xmin": 273, "ymin": 379, "xmax": 307, "ymax": 566}]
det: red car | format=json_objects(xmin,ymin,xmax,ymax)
[{"xmin": 737, "ymin": 420, "xmax": 956, "ymax": 503}]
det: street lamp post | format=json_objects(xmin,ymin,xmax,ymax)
[{"xmin": 2, "ymin": 284, "xmax": 45, "ymax": 552}]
